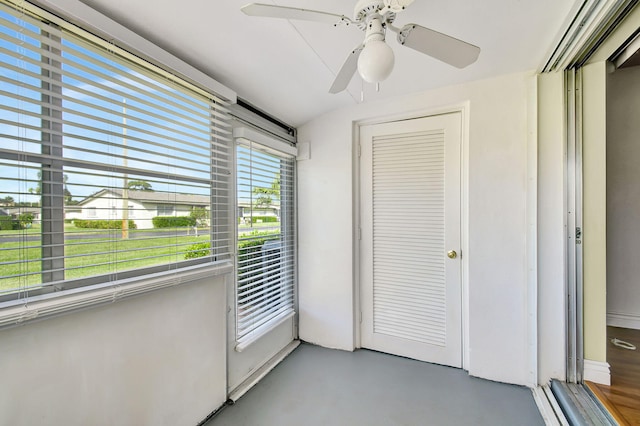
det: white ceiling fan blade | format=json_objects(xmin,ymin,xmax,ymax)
[
  {"xmin": 383, "ymin": 0, "xmax": 416, "ymax": 12},
  {"xmin": 397, "ymin": 23, "xmax": 480, "ymax": 68},
  {"xmin": 329, "ymin": 45, "xmax": 363, "ymax": 94},
  {"xmin": 241, "ymin": 3, "xmax": 352, "ymax": 25}
]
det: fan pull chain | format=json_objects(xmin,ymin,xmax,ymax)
[
  {"xmin": 360, "ymin": 78, "xmax": 364, "ymax": 102},
  {"xmin": 376, "ymin": 82, "xmax": 380, "ymax": 92}
]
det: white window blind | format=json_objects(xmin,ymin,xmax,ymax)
[
  {"xmin": 0, "ymin": 2, "xmax": 231, "ymax": 301},
  {"xmin": 236, "ymin": 139, "xmax": 295, "ymax": 343}
]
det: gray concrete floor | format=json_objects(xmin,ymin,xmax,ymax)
[{"xmin": 207, "ymin": 343, "xmax": 544, "ymax": 426}]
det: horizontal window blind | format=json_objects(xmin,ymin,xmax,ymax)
[
  {"xmin": 236, "ymin": 139, "xmax": 295, "ymax": 342},
  {"xmin": 0, "ymin": 2, "xmax": 231, "ymax": 300}
]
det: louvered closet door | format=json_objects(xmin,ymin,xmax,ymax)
[{"xmin": 360, "ymin": 113, "xmax": 462, "ymax": 368}]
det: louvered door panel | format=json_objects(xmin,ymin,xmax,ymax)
[
  {"xmin": 360, "ymin": 113, "xmax": 462, "ymax": 368},
  {"xmin": 372, "ymin": 131, "xmax": 446, "ymax": 346}
]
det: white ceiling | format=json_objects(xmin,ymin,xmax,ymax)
[{"xmin": 76, "ymin": 0, "xmax": 577, "ymax": 127}]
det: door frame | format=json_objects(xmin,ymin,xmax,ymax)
[
  {"xmin": 549, "ymin": 2, "xmax": 640, "ymax": 385},
  {"xmin": 352, "ymin": 103, "xmax": 471, "ymax": 370}
]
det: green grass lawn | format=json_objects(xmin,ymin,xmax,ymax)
[
  {"xmin": 0, "ymin": 223, "xmax": 282, "ymax": 294},
  {"xmin": 0, "ymin": 233, "xmax": 210, "ymax": 293}
]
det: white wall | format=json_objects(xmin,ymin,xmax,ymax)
[
  {"xmin": 537, "ymin": 72, "xmax": 567, "ymax": 383},
  {"xmin": 606, "ymin": 65, "xmax": 640, "ymax": 329},
  {"xmin": 298, "ymin": 71, "xmax": 536, "ymax": 386},
  {"xmin": 0, "ymin": 276, "xmax": 228, "ymax": 426},
  {"xmin": 582, "ymin": 62, "xmax": 609, "ymax": 363}
]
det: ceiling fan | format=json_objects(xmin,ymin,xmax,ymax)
[{"xmin": 241, "ymin": 0, "xmax": 481, "ymax": 94}]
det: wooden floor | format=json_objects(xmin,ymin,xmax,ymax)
[{"xmin": 587, "ymin": 326, "xmax": 640, "ymax": 426}]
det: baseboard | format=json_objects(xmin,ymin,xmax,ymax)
[
  {"xmin": 583, "ymin": 359, "xmax": 610, "ymax": 386},
  {"xmin": 607, "ymin": 312, "xmax": 640, "ymax": 330}
]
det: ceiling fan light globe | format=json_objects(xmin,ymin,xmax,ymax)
[{"xmin": 357, "ymin": 40, "xmax": 395, "ymax": 83}]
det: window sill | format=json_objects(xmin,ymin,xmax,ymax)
[
  {"xmin": 0, "ymin": 261, "xmax": 233, "ymax": 329},
  {"xmin": 235, "ymin": 309, "xmax": 296, "ymax": 352}
]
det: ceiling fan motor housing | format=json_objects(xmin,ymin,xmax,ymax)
[{"xmin": 354, "ymin": 0, "xmax": 396, "ymax": 28}]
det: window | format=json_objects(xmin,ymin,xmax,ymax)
[
  {"xmin": 0, "ymin": 2, "xmax": 231, "ymax": 301},
  {"xmin": 156, "ymin": 204, "xmax": 175, "ymax": 216},
  {"xmin": 236, "ymin": 139, "xmax": 295, "ymax": 344}
]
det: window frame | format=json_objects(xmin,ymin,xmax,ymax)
[
  {"xmin": 0, "ymin": 0, "xmax": 235, "ymax": 306},
  {"xmin": 233, "ymin": 126, "xmax": 297, "ymax": 349},
  {"xmin": 156, "ymin": 204, "xmax": 176, "ymax": 217}
]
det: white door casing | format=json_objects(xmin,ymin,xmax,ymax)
[{"xmin": 360, "ymin": 112, "xmax": 462, "ymax": 368}]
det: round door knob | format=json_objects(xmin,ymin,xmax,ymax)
[{"xmin": 447, "ymin": 250, "xmax": 458, "ymax": 259}]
